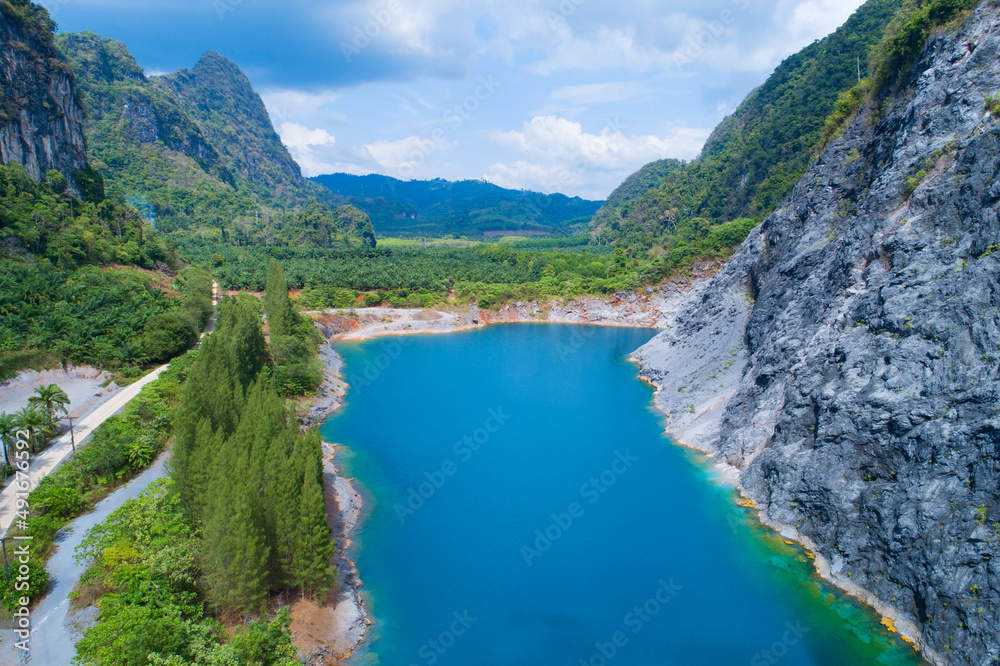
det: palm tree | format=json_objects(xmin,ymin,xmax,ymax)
[
  {"xmin": 0, "ymin": 412, "xmax": 16, "ymax": 476},
  {"xmin": 14, "ymin": 407, "xmax": 50, "ymax": 455},
  {"xmin": 28, "ymin": 383, "xmax": 70, "ymax": 423}
]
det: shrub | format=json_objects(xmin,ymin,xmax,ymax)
[
  {"xmin": 986, "ymin": 93, "xmax": 1000, "ymax": 117},
  {"xmin": 902, "ymin": 169, "xmax": 927, "ymax": 198},
  {"xmin": 270, "ymin": 335, "xmax": 312, "ymax": 366},
  {"xmin": 143, "ymin": 312, "xmax": 198, "ymax": 362},
  {"xmin": 271, "ymin": 363, "xmax": 321, "ymax": 397}
]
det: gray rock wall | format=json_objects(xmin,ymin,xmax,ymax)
[
  {"xmin": 0, "ymin": 9, "xmax": 86, "ymax": 192},
  {"xmin": 635, "ymin": 5, "xmax": 1000, "ymax": 664}
]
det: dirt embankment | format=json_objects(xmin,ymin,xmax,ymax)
[{"xmin": 307, "ymin": 266, "xmax": 721, "ymax": 343}]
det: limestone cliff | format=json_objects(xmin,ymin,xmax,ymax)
[
  {"xmin": 635, "ymin": 4, "xmax": 1000, "ymax": 664},
  {"xmin": 0, "ymin": 0, "xmax": 86, "ymax": 192}
]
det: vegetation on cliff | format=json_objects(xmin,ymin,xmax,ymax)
[
  {"xmin": 0, "ymin": 0, "xmax": 73, "ymax": 122},
  {"xmin": 589, "ymin": 0, "xmax": 903, "ymax": 275},
  {"xmin": 56, "ymin": 32, "xmax": 375, "ymax": 250}
]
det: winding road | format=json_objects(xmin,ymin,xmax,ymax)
[
  {"xmin": 0, "ymin": 282, "xmax": 218, "ymax": 664},
  {"xmin": 0, "ymin": 364, "xmax": 169, "ymax": 537}
]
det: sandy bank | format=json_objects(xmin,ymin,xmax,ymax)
[{"xmin": 0, "ymin": 366, "xmax": 116, "ymax": 420}]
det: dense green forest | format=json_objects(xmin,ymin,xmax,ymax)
[
  {"xmin": 311, "ymin": 173, "xmax": 602, "ymax": 237},
  {"xmin": 0, "ymin": 161, "xmax": 172, "ymax": 268},
  {"xmin": 0, "ymin": 260, "xmax": 212, "ymax": 379},
  {"xmin": 590, "ymin": 0, "xmax": 903, "ymax": 275},
  {"xmin": 0, "ymin": 147, "xmax": 215, "ymax": 377}
]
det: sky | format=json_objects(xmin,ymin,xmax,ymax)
[{"xmin": 40, "ymin": 0, "xmax": 866, "ymax": 200}]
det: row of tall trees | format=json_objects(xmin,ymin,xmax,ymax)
[
  {"xmin": 170, "ymin": 297, "xmax": 334, "ymax": 613},
  {"xmin": 264, "ymin": 260, "xmax": 322, "ymax": 396}
]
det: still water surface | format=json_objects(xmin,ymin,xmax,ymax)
[{"xmin": 324, "ymin": 324, "xmax": 923, "ymax": 666}]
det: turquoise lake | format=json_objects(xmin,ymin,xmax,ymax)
[{"xmin": 323, "ymin": 324, "xmax": 925, "ymax": 666}]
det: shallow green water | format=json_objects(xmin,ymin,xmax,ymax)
[{"xmin": 323, "ymin": 324, "xmax": 925, "ymax": 666}]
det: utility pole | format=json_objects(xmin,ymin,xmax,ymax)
[
  {"xmin": 68, "ymin": 413, "xmax": 75, "ymax": 453},
  {"xmin": 1, "ymin": 537, "xmax": 10, "ymax": 588}
]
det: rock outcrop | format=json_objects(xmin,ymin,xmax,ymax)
[
  {"xmin": 0, "ymin": 1, "xmax": 86, "ymax": 192},
  {"xmin": 635, "ymin": 4, "xmax": 1000, "ymax": 664}
]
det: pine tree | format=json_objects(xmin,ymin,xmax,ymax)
[
  {"xmin": 171, "ymin": 323, "xmax": 242, "ymax": 508},
  {"xmin": 227, "ymin": 301, "xmax": 269, "ymax": 392},
  {"xmin": 263, "ymin": 260, "xmax": 294, "ymax": 338},
  {"xmin": 291, "ymin": 452, "xmax": 334, "ymax": 599},
  {"xmin": 184, "ymin": 417, "xmax": 225, "ymax": 520},
  {"xmin": 203, "ymin": 438, "xmax": 270, "ymax": 614},
  {"xmin": 261, "ymin": 426, "xmax": 300, "ymax": 586}
]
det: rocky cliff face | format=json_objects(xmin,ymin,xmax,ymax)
[
  {"xmin": 156, "ymin": 51, "xmax": 304, "ymax": 193},
  {"xmin": 0, "ymin": 1, "xmax": 86, "ymax": 192},
  {"xmin": 635, "ymin": 4, "xmax": 1000, "ymax": 664},
  {"xmin": 57, "ymin": 32, "xmax": 220, "ymax": 171}
]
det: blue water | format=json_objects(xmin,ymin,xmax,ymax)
[{"xmin": 323, "ymin": 325, "xmax": 924, "ymax": 666}]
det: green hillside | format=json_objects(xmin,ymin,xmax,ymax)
[{"xmin": 591, "ymin": 0, "xmax": 903, "ymax": 276}]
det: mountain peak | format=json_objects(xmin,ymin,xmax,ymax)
[{"xmin": 157, "ymin": 49, "xmax": 303, "ymax": 189}]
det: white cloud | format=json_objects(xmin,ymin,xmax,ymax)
[
  {"xmin": 261, "ymin": 88, "xmax": 347, "ymax": 125},
  {"xmin": 484, "ymin": 115, "xmax": 709, "ymax": 198},
  {"xmin": 363, "ymin": 134, "xmax": 456, "ymax": 176},
  {"xmin": 488, "ymin": 115, "xmax": 705, "ymax": 171},
  {"xmin": 277, "ymin": 122, "xmax": 337, "ymax": 176},
  {"xmin": 784, "ymin": 0, "xmax": 865, "ymax": 44},
  {"xmin": 550, "ymin": 81, "xmax": 651, "ymax": 106}
]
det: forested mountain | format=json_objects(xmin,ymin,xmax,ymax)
[
  {"xmin": 56, "ymin": 32, "xmax": 374, "ymax": 249},
  {"xmin": 590, "ymin": 0, "xmax": 903, "ymax": 274},
  {"xmin": 0, "ymin": 8, "xmax": 216, "ymax": 378},
  {"xmin": 156, "ymin": 51, "xmax": 304, "ymax": 194},
  {"xmin": 311, "ymin": 172, "xmax": 602, "ymax": 237}
]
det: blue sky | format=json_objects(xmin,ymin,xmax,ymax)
[{"xmin": 41, "ymin": 0, "xmax": 865, "ymax": 200}]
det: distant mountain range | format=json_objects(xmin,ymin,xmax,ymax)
[{"xmin": 311, "ymin": 173, "xmax": 603, "ymax": 237}]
